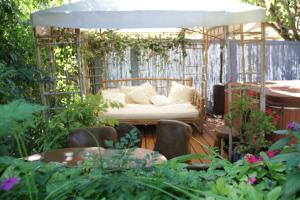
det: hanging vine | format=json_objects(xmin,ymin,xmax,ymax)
[{"xmin": 81, "ymin": 29, "xmax": 189, "ymax": 65}]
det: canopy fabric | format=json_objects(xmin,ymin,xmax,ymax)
[{"xmin": 31, "ymin": 0, "xmax": 266, "ymax": 29}]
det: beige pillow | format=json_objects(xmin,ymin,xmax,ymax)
[
  {"xmin": 127, "ymin": 82, "xmax": 157, "ymax": 104},
  {"xmin": 150, "ymin": 95, "xmax": 172, "ymax": 106},
  {"xmin": 120, "ymin": 86, "xmax": 138, "ymax": 103},
  {"xmin": 102, "ymin": 91, "xmax": 126, "ymax": 105},
  {"xmin": 168, "ymin": 81, "xmax": 193, "ymax": 103}
]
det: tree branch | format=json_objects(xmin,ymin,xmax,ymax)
[
  {"xmin": 283, "ymin": 1, "xmax": 300, "ymax": 40},
  {"xmin": 268, "ymin": 2, "xmax": 292, "ymax": 40}
]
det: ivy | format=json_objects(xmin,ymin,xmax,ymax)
[{"xmin": 81, "ymin": 29, "xmax": 189, "ymax": 65}]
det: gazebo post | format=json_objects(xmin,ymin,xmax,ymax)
[
  {"xmin": 260, "ymin": 22, "xmax": 266, "ymax": 111},
  {"xmin": 240, "ymin": 24, "xmax": 246, "ymax": 83},
  {"xmin": 33, "ymin": 27, "xmax": 47, "ymax": 106},
  {"xmin": 75, "ymin": 28, "xmax": 84, "ymax": 100},
  {"xmin": 225, "ymin": 25, "xmax": 233, "ymax": 161},
  {"xmin": 201, "ymin": 27, "xmax": 208, "ymax": 119}
]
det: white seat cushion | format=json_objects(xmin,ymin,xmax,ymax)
[{"xmin": 105, "ymin": 103, "xmax": 199, "ymax": 120}]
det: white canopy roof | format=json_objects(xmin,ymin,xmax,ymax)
[{"xmin": 31, "ymin": 0, "xmax": 266, "ymax": 29}]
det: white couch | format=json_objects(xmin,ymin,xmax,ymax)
[{"xmin": 100, "ymin": 78, "xmax": 204, "ymax": 131}]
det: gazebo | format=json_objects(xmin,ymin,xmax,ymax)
[{"xmin": 30, "ymin": 0, "xmax": 267, "ymax": 160}]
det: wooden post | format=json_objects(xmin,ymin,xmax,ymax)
[
  {"xmin": 201, "ymin": 28, "xmax": 208, "ymax": 119},
  {"xmin": 75, "ymin": 28, "xmax": 84, "ymax": 100},
  {"xmin": 240, "ymin": 24, "xmax": 246, "ymax": 83},
  {"xmin": 33, "ymin": 28, "xmax": 47, "ymax": 106},
  {"xmin": 260, "ymin": 23, "xmax": 266, "ymax": 111},
  {"xmin": 225, "ymin": 25, "xmax": 233, "ymax": 162}
]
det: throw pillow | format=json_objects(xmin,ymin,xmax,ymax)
[
  {"xmin": 150, "ymin": 95, "xmax": 172, "ymax": 106},
  {"xmin": 102, "ymin": 91, "xmax": 126, "ymax": 105},
  {"xmin": 168, "ymin": 81, "xmax": 193, "ymax": 103},
  {"xmin": 127, "ymin": 82, "xmax": 157, "ymax": 104},
  {"xmin": 120, "ymin": 86, "xmax": 138, "ymax": 103}
]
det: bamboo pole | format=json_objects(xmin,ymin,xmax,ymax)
[
  {"xmin": 33, "ymin": 28, "xmax": 47, "ymax": 106},
  {"xmin": 240, "ymin": 24, "xmax": 246, "ymax": 83},
  {"xmin": 201, "ymin": 28, "xmax": 208, "ymax": 119},
  {"xmin": 75, "ymin": 28, "xmax": 84, "ymax": 100},
  {"xmin": 260, "ymin": 23, "xmax": 266, "ymax": 111},
  {"xmin": 225, "ymin": 25, "xmax": 233, "ymax": 162}
]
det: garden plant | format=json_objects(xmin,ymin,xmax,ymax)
[{"xmin": 0, "ymin": 100, "xmax": 300, "ymax": 199}]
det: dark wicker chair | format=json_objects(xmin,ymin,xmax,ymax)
[
  {"xmin": 68, "ymin": 127, "xmax": 118, "ymax": 148},
  {"xmin": 154, "ymin": 120, "xmax": 192, "ymax": 159}
]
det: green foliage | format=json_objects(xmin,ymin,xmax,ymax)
[
  {"xmin": 226, "ymin": 88, "xmax": 276, "ymax": 155},
  {"xmin": 81, "ymin": 29, "xmax": 188, "ymax": 66},
  {"xmin": 114, "ymin": 128, "xmax": 141, "ymax": 149},
  {"xmin": 269, "ymin": 123, "xmax": 300, "ymax": 199},
  {"xmin": 33, "ymin": 95, "xmax": 122, "ymax": 152},
  {"xmin": 0, "ymin": 0, "xmax": 63, "ymax": 103},
  {"xmin": 0, "ymin": 145, "xmax": 291, "ymax": 199},
  {"xmin": 0, "ymin": 100, "xmax": 292, "ymax": 199},
  {"xmin": 241, "ymin": 0, "xmax": 300, "ymax": 41},
  {"xmin": 0, "ymin": 108, "xmax": 297, "ymax": 200},
  {"xmin": 0, "ymin": 100, "xmax": 44, "ymax": 135},
  {"xmin": 0, "ymin": 100, "xmax": 44, "ymax": 157},
  {"xmin": 0, "ymin": 62, "xmax": 41, "ymax": 104}
]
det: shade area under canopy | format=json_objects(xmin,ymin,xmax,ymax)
[{"xmin": 31, "ymin": 0, "xmax": 266, "ymax": 29}]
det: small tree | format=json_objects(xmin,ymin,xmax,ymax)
[{"xmin": 242, "ymin": 0, "xmax": 300, "ymax": 41}]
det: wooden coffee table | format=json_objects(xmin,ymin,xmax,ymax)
[{"xmin": 26, "ymin": 147, "xmax": 167, "ymax": 168}]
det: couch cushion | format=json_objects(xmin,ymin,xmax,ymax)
[
  {"xmin": 127, "ymin": 82, "xmax": 157, "ymax": 104},
  {"xmin": 105, "ymin": 103, "xmax": 199, "ymax": 120},
  {"xmin": 168, "ymin": 81, "xmax": 193, "ymax": 103}
]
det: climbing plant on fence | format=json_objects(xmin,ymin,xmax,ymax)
[{"xmin": 81, "ymin": 29, "xmax": 189, "ymax": 66}]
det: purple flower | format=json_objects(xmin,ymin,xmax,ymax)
[
  {"xmin": 248, "ymin": 177, "xmax": 256, "ymax": 184},
  {"xmin": 287, "ymin": 122, "xmax": 299, "ymax": 131},
  {"xmin": 0, "ymin": 177, "xmax": 19, "ymax": 191}
]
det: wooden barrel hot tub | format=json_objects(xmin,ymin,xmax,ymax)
[{"xmin": 264, "ymin": 80, "xmax": 300, "ymax": 130}]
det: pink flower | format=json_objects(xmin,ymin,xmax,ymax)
[
  {"xmin": 266, "ymin": 108, "xmax": 273, "ymax": 116},
  {"xmin": 247, "ymin": 90, "xmax": 257, "ymax": 97},
  {"xmin": 0, "ymin": 177, "xmax": 19, "ymax": 191},
  {"xmin": 252, "ymin": 139, "xmax": 257, "ymax": 145},
  {"xmin": 245, "ymin": 154, "xmax": 259, "ymax": 163},
  {"xmin": 272, "ymin": 114, "xmax": 280, "ymax": 124},
  {"xmin": 248, "ymin": 177, "xmax": 256, "ymax": 184},
  {"xmin": 266, "ymin": 150, "xmax": 280, "ymax": 158}
]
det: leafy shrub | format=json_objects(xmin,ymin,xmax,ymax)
[
  {"xmin": 269, "ymin": 122, "xmax": 300, "ymax": 199},
  {"xmin": 0, "ymin": 148, "xmax": 289, "ymax": 200},
  {"xmin": 0, "ymin": 100, "xmax": 44, "ymax": 157},
  {"xmin": 32, "ymin": 95, "xmax": 122, "ymax": 152},
  {"xmin": 226, "ymin": 88, "xmax": 276, "ymax": 155}
]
